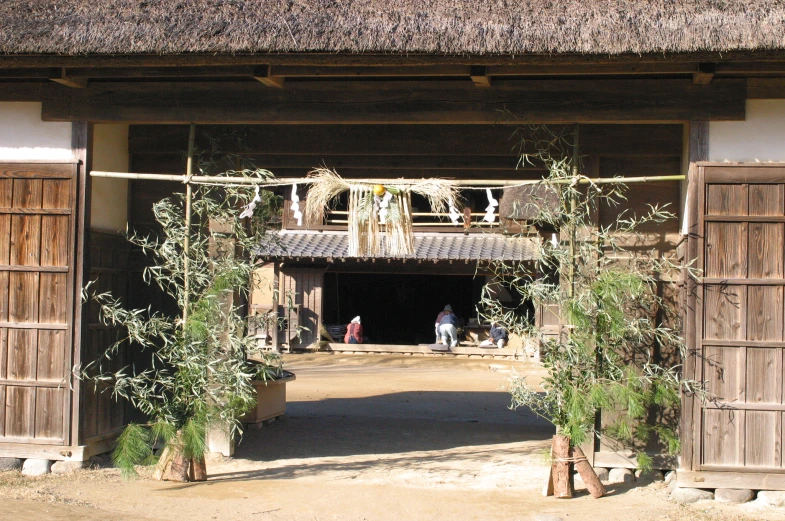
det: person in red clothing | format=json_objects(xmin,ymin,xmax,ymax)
[{"xmin": 344, "ymin": 316, "xmax": 364, "ymax": 344}]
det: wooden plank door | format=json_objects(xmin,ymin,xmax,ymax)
[
  {"xmin": 0, "ymin": 164, "xmax": 77, "ymax": 446},
  {"xmin": 278, "ymin": 268, "xmax": 323, "ymax": 349},
  {"xmin": 696, "ymin": 164, "xmax": 785, "ymax": 472}
]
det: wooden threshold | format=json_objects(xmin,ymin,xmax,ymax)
[
  {"xmin": 321, "ymin": 342, "xmax": 530, "ymax": 358},
  {"xmin": 677, "ymin": 470, "xmax": 785, "ymax": 491},
  {"xmin": 0, "ymin": 441, "xmax": 87, "ymax": 461}
]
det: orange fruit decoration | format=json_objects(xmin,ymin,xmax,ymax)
[{"xmin": 372, "ymin": 184, "xmax": 386, "ymax": 196}]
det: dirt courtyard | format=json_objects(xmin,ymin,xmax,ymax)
[{"xmin": 1, "ymin": 353, "xmax": 783, "ymax": 521}]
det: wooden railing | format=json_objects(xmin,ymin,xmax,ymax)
[{"xmin": 282, "ymin": 200, "xmax": 502, "ymax": 233}]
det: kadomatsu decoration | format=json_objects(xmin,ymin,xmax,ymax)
[{"xmin": 304, "ymin": 168, "xmax": 461, "ymax": 257}]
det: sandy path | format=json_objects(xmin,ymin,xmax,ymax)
[{"xmin": 1, "ymin": 354, "xmax": 783, "ymax": 520}]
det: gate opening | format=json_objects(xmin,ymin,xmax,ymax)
[{"xmin": 322, "ymin": 272, "xmax": 485, "ymax": 345}]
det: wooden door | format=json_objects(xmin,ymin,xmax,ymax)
[
  {"xmin": 278, "ymin": 268, "xmax": 323, "ymax": 348},
  {"xmin": 0, "ymin": 164, "xmax": 77, "ymax": 445},
  {"xmin": 695, "ymin": 164, "xmax": 785, "ymax": 472}
]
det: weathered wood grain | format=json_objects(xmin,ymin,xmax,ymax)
[
  {"xmin": 8, "ymin": 272, "xmax": 39, "ymax": 323},
  {"xmin": 705, "ymin": 223, "xmax": 746, "ymax": 278},
  {"xmin": 703, "ymin": 409, "xmax": 744, "ymax": 466},
  {"xmin": 704, "ymin": 286, "xmax": 744, "ymax": 341},
  {"xmin": 746, "ymin": 348, "xmax": 782, "ymax": 404},
  {"xmin": 34, "ymin": 387, "xmax": 64, "ymax": 441},
  {"xmin": 703, "ymin": 346, "xmax": 743, "ymax": 402},
  {"xmin": 747, "ymin": 286, "xmax": 783, "ymax": 342},
  {"xmin": 10, "ymin": 215, "xmax": 41, "ymax": 266},
  {"xmin": 745, "ymin": 411, "xmax": 781, "ymax": 467},
  {"xmin": 36, "ymin": 330, "xmax": 65, "ymax": 383},
  {"xmin": 748, "ymin": 224, "xmax": 784, "ymax": 279},
  {"xmin": 4, "ymin": 386, "xmax": 34, "ymax": 438}
]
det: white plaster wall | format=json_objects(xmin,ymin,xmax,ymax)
[
  {"xmin": 0, "ymin": 102, "xmax": 71, "ymax": 160},
  {"xmin": 91, "ymin": 124, "xmax": 129, "ymax": 233},
  {"xmin": 710, "ymin": 100, "xmax": 785, "ymax": 162}
]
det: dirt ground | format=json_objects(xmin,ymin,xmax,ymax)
[{"xmin": 2, "ymin": 353, "xmax": 784, "ymax": 521}]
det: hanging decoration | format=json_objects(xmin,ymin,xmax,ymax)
[
  {"xmin": 304, "ymin": 168, "xmax": 460, "ymax": 257},
  {"xmin": 448, "ymin": 197, "xmax": 461, "ymax": 225},
  {"xmin": 238, "ymin": 185, "xmax": 262, "ymax": 219},
  {"xmin": 483, "ymin": 188, "xmax": 499, "ymax": 223},
  {"xmin": 290, "ymin": 183, "xmax": 303, "ymax": 227}
]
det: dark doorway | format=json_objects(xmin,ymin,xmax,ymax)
[{"xmin": 322, "ymin": 272, "xmax": 484, "ymax": 344}]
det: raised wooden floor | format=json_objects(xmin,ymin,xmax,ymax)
[{"xmin": 320, "ymin": 342, "xmax": 533, "ymax": 361}]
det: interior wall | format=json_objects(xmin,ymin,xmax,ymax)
[
  {"xmin": 710, "ymin": 100, "xmax": 785, "ymax": 162},
  {"xmin": 91, "ymin": 124, "xmax": 129, "ymax": 233},
  {"xmin": 0, "ymin": 102, "xmax": 71, "ymax": 160}
]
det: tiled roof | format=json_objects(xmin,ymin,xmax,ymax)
[{"xmin": 256, "ymin": 231, "xmax": 539, "ymax": 261}]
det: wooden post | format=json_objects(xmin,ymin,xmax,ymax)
[
  {"xmin": 552, "ymin": 434, "xmax": 573, "ymax": 499},
  {"xmin": 571, "ymin": 445, "xmax": 606, "ymax": 498},
  {"xmin": 182, "ymin": 123, "xmax": 196, "ymax": 325},
  {"xmin": 71, "ymin": 121, "xmax": 93, "ymax": 448},
  {"xmin": 682, "ymin": 121, "xmax": 708, "ymax": 471}
]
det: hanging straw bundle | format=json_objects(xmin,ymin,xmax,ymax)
[{"xmin": 305, "ymin": 168, "xmax": 460, "ymax": 257}]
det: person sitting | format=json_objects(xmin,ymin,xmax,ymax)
[
  {"xmin": 434, "ymin": 304, "xmax": 453, "ymax": 343},
  {"xmin": 344, "ymin": 316, "xmax": 364, "ymax": 344},
  {"xmin": 480, "ymin": 322, "xmax": 509, "ymax": 349},
  {"xmin": 438, "ymin": 309, "xmax": 460, "ymax": 348}
]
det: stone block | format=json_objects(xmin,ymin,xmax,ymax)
[
  {"xmin": 714, "ymin": 488, "xmax": 754, "ymax": 504},
  {"xmin": 670, "ymin": 487, "xmax": 715, "ymax": 504},
  {"xmin": 594, "ymin": 467, "xmax": 610, "ymax": 482},
  {"xmin": 51, "ymin": 460, "xmax": 88, "ymax": 474},
  {"xmin": 0, "ymin": 457, "xmax": 23, "ymax": 471},
  {"xmin": 635, "ymin": 469, "xmax": 664, "ymax": 484},
  {"xmin": 757, "ymin": 491, "xmax": 785, "ymax": 507},
  {"xmin": 88, "ymin": 454, "xmax": 111, "ymax": 468},
  {"xmin": 608, "ymin": 467, "xmax": 634, "ymax": 484},
  {"xmin": 530, "ymin": 516, "xmax": 564, "ymax": 521},
  {"xmin": 21, "ymin": 458, "xmax": 52, "ymax": 476}
]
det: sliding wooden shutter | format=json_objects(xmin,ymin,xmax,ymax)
[
  {"xmin": 695, "ymin": 164, "xmax": 785, "ymax": 472},
  {"xmin": 0, "ymin": 164, "xmax": 77, "ymax": 445}
]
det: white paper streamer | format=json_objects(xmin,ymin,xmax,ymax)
[
  {"xmin": 290, "ymin": 183, "xmax": 303, "ymax": 227},
  {"xmin": 239, "ymin": 185, "xmax": 262, "ymax": 219},
  {"xmin": 375, "ymin": 190, "xmax": 393, "ymax": 222},
  {"xmin": 448, "ymin": 197, "xmax": 461, "ymax": 225},
  {"xmin": 483, "ymin": 188, "xmax": 498, "ymax": 223}
]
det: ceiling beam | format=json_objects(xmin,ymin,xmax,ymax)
[
  {"xmin": 129, "ymin": 124, "xmax": 684, "ymax": 158},
  {"xmin": 39, "ymin": 78, "xmax": 745, "ymax": 124}
]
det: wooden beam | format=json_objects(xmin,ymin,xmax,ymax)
[
  {"xmin": 50, "ymin": 68, "xmax": 87, "ymax": 89},
  {"xmin": 128, "ymin": 123, "xmax": 685, "ymax": 158},
  {"xmin": 692, "ymin": 63, "xmax": 716, "ymax": 85},
  {"xmin": 677, "ymin": 471, "xmax": 785, "ymax": 491},
  {"xmin": 252, "ymin": 65, "xmax": 285, "ymax": 88},
  {"xmin": 40, "ymin": 79, "xmax": 746, "ymax": 124},
  {"xmin": 747, "ymin": 78, "xmax": 785, "ymax": 99},
  {"xmin": 3, "ymin": 49, "xmax": 785, "ymax": 68},
  {"xmin": 470, "ymin": 66, "xmax": 491, "ymax": 88}
]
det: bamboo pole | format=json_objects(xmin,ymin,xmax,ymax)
[
  {"xmin": 182, "ymin": 123, "xmax": 196, "ymax": 326},
  {"xmin": 90, "ymin": 170, "xmax": 685, "ymax": 187}
]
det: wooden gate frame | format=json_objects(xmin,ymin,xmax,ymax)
[{"xmin": 679, "ymin": 161, "xmax": 785, "ymax": 490}]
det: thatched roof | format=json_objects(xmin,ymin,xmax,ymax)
[{"xmin": 2, "ymin": 1, "xmax": 785, "ymax": 56}]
